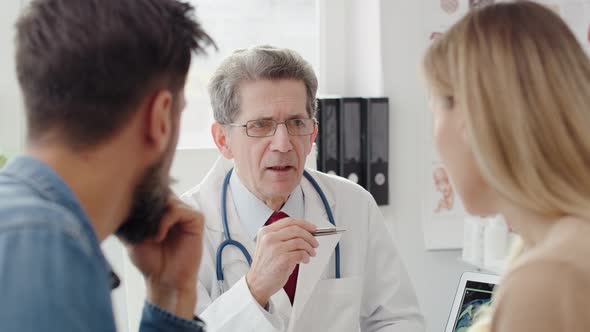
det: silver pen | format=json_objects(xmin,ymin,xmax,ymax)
[{"xmin": 313, "ymin": 227, "xmax": 346, "ymax": 237}]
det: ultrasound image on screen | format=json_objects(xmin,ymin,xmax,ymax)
[{"xmin": 453, "ymin": 281, "xmax": 496, "ymax": 332}]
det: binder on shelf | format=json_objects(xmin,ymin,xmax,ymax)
[
  {"xmin": 314, "ymin": 99, "xmax": 322, "ymax": 172},
  {"xmin": 339, "ymin": 97, "xmax": 367, "ymax": 188},
  {"xmin": 365, "ymin": 97, "xmax": 389, "ymax": 205},
  {"xmin": 317, "ymin": 98, "xmax": 341, "ymax": 175}
]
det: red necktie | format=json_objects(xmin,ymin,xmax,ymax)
[{"xmin": 265, "ymin": 211, "xmax": 298, "ymax": 304}]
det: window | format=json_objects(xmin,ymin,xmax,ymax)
[{"xmin": 179, "ymin": 0, "xmax": 319, "ymax": 148}]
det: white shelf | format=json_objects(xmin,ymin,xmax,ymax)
[{"xmin": 459, "ymin": 258, "xmax": 504, "ymax": 275}]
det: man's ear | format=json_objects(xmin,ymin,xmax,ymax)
[
  {"xmin": 146, "ymin": 89, "xmax": 173, "ymax": 156},
  {"xmin": 212, "ymin": 122, "xmax": 233, "ymax": 159}
]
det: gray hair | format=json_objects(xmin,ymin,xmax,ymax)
[{"xmin": 208, "ymin": 45, "xmax": 318, "ymax": 124}]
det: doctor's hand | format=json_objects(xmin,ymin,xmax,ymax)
[
  {"xmin": 126, "ymin": 195, "xmax": 204, "ymax": 320},
  {"xmin": 246, "ymin": 218, "xmax": 319, "ymax": 307}
]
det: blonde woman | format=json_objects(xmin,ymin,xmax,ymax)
[{"xmin": 423, "ymin": 1, "xmax": 590, "ymax": 331}]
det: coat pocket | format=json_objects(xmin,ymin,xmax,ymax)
[{"xmin": 291, "ymin": 277, "xmax": 362, "ymax": 332}]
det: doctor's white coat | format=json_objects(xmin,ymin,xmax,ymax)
[{"xmin": 181, "ymin": 158, "xmax": 425, "ymax": 332}]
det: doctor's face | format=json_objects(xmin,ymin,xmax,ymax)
[
  {"xmin": 224, "ymin": 79, "xmax": 316, "ymax": 203},
  {"xmin": 429, "ymin": 92, "xmax": 496, "ymax": 216}
]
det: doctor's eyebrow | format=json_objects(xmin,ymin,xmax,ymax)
[
  {"xmin": 250, "ymin": 113, "xmax": 309, "ymax": 121},
  {"xmin": 286, "ymin": 114, "xmax": 309, "ymax": 120}
]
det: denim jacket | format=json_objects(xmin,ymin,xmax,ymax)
[{"xmin": 0, "ymin": 156, "xmax": 205, "ymax": 332}]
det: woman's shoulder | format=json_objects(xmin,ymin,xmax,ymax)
[
  {"xmin": 491, "ymin": 221, "xmax": 590, "ymax": 331},
  {"xmin": 531, "ymin": 217, "xmax": 590, "ymax": 271},
  {"xmin": 492, "ymin": 258, "xmax": 590, "ymax": 330},
  {"xmin": 504, "ymin": 218, "xmax": 590, "ymax": 292}
]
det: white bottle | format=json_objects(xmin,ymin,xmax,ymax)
[
  {"xmin": 470, "ymin": 217, "xmax": 487, "ymax": 267},
  {"xmin": 483, "ymin": 216, "xmax": 509, "ymax": 270},
  {"xmin": 462, "ymin": 216, "xmax": 475, "ymax": 262}
]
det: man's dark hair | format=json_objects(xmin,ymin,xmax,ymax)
[{"xmin": 15, "ymin": 0, "xmax": 214, "ymax": 147}]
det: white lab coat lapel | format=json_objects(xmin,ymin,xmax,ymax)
[
  {"xmin": 289, "ymin": 171, "xmax": 338, "ymax": 322},
  {"xmin": 217, "ymin": 194, "xmax": 256, "ymax": 287},
  {"xmin": 200, "ymin": 157, "xmax": 293, "ymax": 316},
  {"xmin": 200, "ymin": 162, "xmax": 342, "ymax": 326},
  {"xmin": 301, "ymin": 170, "xmax": 337, "ymax": 240},
  {"xmin": 289, "ymin": 171, "xmax": 363, "ymax": 332},
  {"xmin": 199, "ymin": 158, "xmax": 254, "ymax": 289}
]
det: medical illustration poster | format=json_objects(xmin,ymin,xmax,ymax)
[
  {"xmin": 421, "ymin": 0, "xmax": 590, "ymax": 249},
  {"xmin": 421, "ymin": 0, "xmax": 470, "ymax": 249},
  {"xmin": 421, "ymin": 160, "xmax": 467, "ymax": 249},
  {"xmin": 441, "ymin": 0, "xmax": 460, "ymax": 14},
  {"xmin": 469, "ymin": 0, "xmax": 495, "ymax": 10},
  {"xmin": 432, "ymin": 165, "xmax": 455, "ymax": 214}
]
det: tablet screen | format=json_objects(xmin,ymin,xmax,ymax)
[{"xmin": 451, "ymin": 280, "xmax": 496, "ymax": 332}]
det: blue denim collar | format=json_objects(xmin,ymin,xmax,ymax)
[{"xmin": 3, "ymin": 155, "xmax": 114, "ymax": 281}]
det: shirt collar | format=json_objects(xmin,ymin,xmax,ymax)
[
  {"xmin": 3, "ymin": 155, "xmax": 112, "ymax": 276},
  {"xmin": 229, "ymin": 171, "xmax": 304, "ymax": 240}
]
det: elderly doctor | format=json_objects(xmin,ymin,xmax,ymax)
[{"xmin": 181, "ymin": 46, "xmax": 424, "ymax": 332}]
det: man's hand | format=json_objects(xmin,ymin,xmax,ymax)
[
  {"xmin": 126, "ymin": 195, "xmax": 204, "ymax": 320},
  {"xmin": 246, "ymin": 218, "xmax": 318, "ymax": 307}
]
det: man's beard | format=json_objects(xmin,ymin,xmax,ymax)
[
  {"xmin": 116, "ymin": 93, "xmax": 182, "ymax": 244},
  {"xmin": 116, "ymin": 157, "xmax": 172, "ymax": 244}
]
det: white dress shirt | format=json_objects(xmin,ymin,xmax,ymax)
[{"xmin": 229, "ymin": 171, "xmax": 304, "ymax": 240}]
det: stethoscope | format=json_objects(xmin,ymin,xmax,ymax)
[{"xmin": 216, "ymin": 168, "xmax": 341, "ymax": 293}]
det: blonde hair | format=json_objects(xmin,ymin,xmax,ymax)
[
  {"xmin": 468, "ymin": 238, "xmax": 525, "ymax": 331},
  {"xmin": 423, "ymin": 1, "xmax": 590, "ymax": 331}
]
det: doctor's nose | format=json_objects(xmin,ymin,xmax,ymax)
[{"xmin": 269, "ymin": 123, "xmax": 293, "ymax": 153}]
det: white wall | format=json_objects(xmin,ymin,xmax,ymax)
[
  {"xmin": 319, "ymin": 1, "xmax": 473, "ymax": 331},
  {"xmin": 0, "ymin": 1, "xmax": 473, "ymax": 331},
  {"xmin": 102, "ymin": 237, "xmax": 130, "ymax": 331},
  {"xmin": 318, "ymin": 0, "xmax": 384, "ymax": 96},
  {"xmin": 379, "ymin": 2, "xmax": 472, "ymax": 331},
  {"xmin": 0, "ymin": 1, "xmax": 24, "ymax": 155}
]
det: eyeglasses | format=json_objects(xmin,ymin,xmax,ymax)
[{"xmin": 225, "ymin": 118, "xmax": 317, "ymax": 137}]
